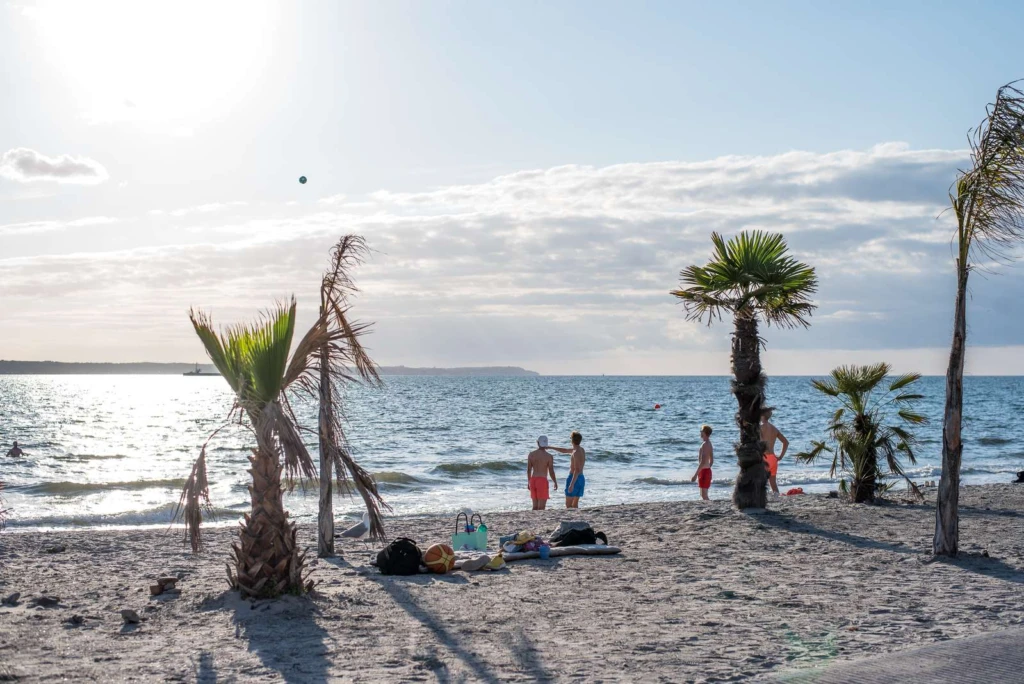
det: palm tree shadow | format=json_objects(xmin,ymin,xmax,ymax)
[
  {"xmin": 201, "ymin": 590, "xmax": 331, "ymax": 683},
  {"xmin": 510, "ymin": 626, "xmax": 554, "ymax": 682},
  {"xmin": 195, "ymin": 651, "xmax": 216, "ymax": 683},
  {"xmin": 757, "ymin": 511, "xmax": 1024, "ymax": 584},
  {"xmin": 755, "ymin": 511, "xmax": 921, "ymax": 556}
]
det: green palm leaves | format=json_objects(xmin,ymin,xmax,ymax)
[
  {"xmin": 797, "ymin": 363, "xmax": 926, "ymax": 503},
  {"xmin": 190, "ymin": 300, "xmax": 297, "ymax": 412},
  {"xmin": 672, "ymin": 231, "xmax": 818, "ymax": 328}
]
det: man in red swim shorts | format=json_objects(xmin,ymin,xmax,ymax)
[
  {"xmin": 690, "ymin": 425, "xmax": 714, "ymax": 501},
  {"xmin": 760, "ymin": 408, "xmax": 789, "ymax": 498},
  {"xmin": 527, "ymin": 436, "xmax": 558, "ymax": 510}
]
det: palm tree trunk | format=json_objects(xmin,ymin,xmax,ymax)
[
  {"xmin": 731, "ymin": 314, "xmax": 767, "ymax": 509},
  {"xmin": 935, "ymin": 261, "xmax": 967, "ymax": 556},
  {"xmin": 852, "ymin": 455, "xmax": 877, "ymax": 504},
  {"xmin": 317, "ymin": 306, "xmax": 335, "ymax": 558},
  {"xmin": 231, "ymin": 434, "xmax": 307, "ymax": 598}
]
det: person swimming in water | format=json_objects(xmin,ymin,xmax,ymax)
[{"xmin": 6, "ymin": 441, "xmax": 22, "ymax": 458}]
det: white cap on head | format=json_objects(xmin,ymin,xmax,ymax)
[{"xmin": 537, "ymin": 435, "xmax": 549, "ymax": 448}]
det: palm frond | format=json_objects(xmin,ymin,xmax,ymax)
[
  {"xmin": 672, "ymin": 230, "xmax": 818, "ymax": 328},
  {"xmin": 174, "ymin": 444, "xmax": 213, "ymax": 553}
]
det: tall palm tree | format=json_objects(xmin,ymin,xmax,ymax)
[
  {"xmin": 796, "ymin": 363, "xmax": 926, "ymax": 503},
  {"xmin": 672, "ymin": 231, "xmax": 817, "ymax": 509},
  {"xmin": 936, "ymin": 82, "xmax": 1024, "ymax": 557},
  {"xmin": 176, "ymin": 238, "xmax": 387, "ymax": 598}
]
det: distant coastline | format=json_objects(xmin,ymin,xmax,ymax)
[{"xmin": 0, "ymin": 360, "xmax": 539, "ymax": 377}]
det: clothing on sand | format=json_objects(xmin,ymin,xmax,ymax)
[
  {"xmin": 764, "ymin": 453, "xmax": 779, "ymax": 477},
  {"xmin": 564, "ymin": 473, "xmax": 585, "ymax": 497},
  {"xmin": 529, "ymin": 476, "xmax": 550, "ymax": 500},
  {"xmin": 697, "ymin": 467, "xmax": 712, "ymax": 489}
]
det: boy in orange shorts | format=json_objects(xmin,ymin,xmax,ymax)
[
  {"xmin": 690, "ymin": 425, "xmax": 714, "ymax": 501},
  {"xmin": 527, "ymin": 436, "xmax": 558, "ymax": 510}
]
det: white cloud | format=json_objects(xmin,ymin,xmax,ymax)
[
  {"xmin": 0, "ymin": 147, "xmax": 109, "ymax": 184},
  {"xmin": 0, "ymin": 216, "xmax": 119, "ymax": 235},
  {"xmin": 5, "ymin": 143, "xmax": 1010, "ymax": 371}
]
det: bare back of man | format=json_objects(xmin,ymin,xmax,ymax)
[
  {"xmin": 760, "ymin": 408, "xmax": 789, "ymax": 496},
  {"xmin": 527, "ymin": 439, "xmax": 557, "ymax": 510}
]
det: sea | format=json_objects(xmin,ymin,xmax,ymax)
[{"xmin": 1, "ymin": 375, "xmax": 1022, "ymax": 531}]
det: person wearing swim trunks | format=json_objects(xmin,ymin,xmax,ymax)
[
  {"xmin": 549, "ymin": 431, "xmax": 585, "ymax": 509},
  {"xmin": 760, "ymin": 408, "xmax": 789, "ymax": 497},
  {"xmin": 527, "ymin": 436, "xmax": 558, "ymax": 510},
  {"xmin": 690, "ymin": 425, "xmax": 714, "ymax": 501}
]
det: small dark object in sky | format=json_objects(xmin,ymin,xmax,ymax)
[{"xmin": 299, "ymin": 176, "xmax": 307, "ymax": 184}]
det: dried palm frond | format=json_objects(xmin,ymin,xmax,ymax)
[{"xmin": 174, "ymin": 444, "xmax": 213, "ymax": 553}]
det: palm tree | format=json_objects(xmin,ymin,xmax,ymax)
[
  {"xmin": 936, "ymin": 82, "xmax": 1024, "ymax": 557},
  {"xmin": 672, "ymin": 231, "xmax": 817, "ymax": 508},
  {"xmin": 316, "ymin": 235, "xmax": 385, "ymax": 556},
  {"xmin": 176, "ymin": 236, "xmax": 387, "ymax": 598},
  {"xmin": 796, "ymin": 363, "xmax": 926, "ymax": 503}
]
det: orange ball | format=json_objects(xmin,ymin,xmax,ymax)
[{"xmin": 422, "ymin": 543, "xmax": 455, "ymax": 574}]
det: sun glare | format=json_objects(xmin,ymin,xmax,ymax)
[{"xmin": 22, "ymin": 0, "xmax": 278, "ymax": 133}]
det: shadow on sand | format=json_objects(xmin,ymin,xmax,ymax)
[
  {"xmin": 326, "ymin": 554, "xmax": 555, "ymax": 682},
  {"xmin": 754, "ymin": 510, "xmax": 922, "ymax": 556},
  {"xmin": 201, "ymin": 589, "xmax": 332, "ymax": 683}
]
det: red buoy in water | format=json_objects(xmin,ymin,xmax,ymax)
[{"xmin": 654, "ymin": 403, "xmax": 661, "ymax": 410}]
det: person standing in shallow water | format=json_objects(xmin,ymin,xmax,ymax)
[
  {"xmin": 527, "ymin": 436, "xmax": 558, "ymax": 510},
  {"xmin": 760, "ymin": 408, "xmax": 789, "ymax": 497},
  {"xmin": 549, "ymin": 431, "xmax": 586, "ymax": 509},
  {"xmin": 691, "ymin": 425, "xmax": 714, "ymax": 500},
  {"xmin": 6, "ymin": 441, "xmax": 22, "ymax": 458}
]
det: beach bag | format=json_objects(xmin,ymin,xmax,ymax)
[
  {"xmin": 451, "ymin": 513, "xmax": 488, "ymax": 551},
  {"xmin": 551, "ymin": 526, "xmax": 608, "ymax": 547},
  {"xmin": 376, "ymin": 538, "xmax": 422, "ymax": 576}
]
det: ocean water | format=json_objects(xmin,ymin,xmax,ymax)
[{"xmin": 1, "ymin": 375, "xmax": 1022, "ymax": 530}]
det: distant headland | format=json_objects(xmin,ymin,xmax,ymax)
[{"xmin": 0, "ymin": 360, "xmax": 540, "ymax": 377}]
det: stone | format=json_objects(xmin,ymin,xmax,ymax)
[
  {"xmin": 157, "ymin": 577, "xmax": 178, "ymax": 588},
  {"xmin": 64, "ymin": 614, "xmax": 85, "ymax": 626},
  {"xmin": 30, "ymin": 595, "xmax": 60, "ymax": 608},
  {"xmin": 149, "ymin": 584, "xmax": 165, "ymax": 596},
  {"xmin": 42, "ymin": 544, "xmax": 66, "ymax": 554},
  {"xmin": 1, "ymin": 592, "xmax": 20, "ymax": 606},
  {"xmin": 120, "ymin": 609, "xmax": 141, "ymax": 624}
]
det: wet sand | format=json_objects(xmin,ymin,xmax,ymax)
[{"xmin": 1, "ymin": 484, "xmax": 1023, "ymax": 682}]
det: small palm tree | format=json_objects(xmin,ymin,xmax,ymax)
[
  {"xmin": 177, "ymin": 236, "xmax": 387, "ymax": 599},
  {"xmin": 936, "ymin": 81, "xmax": 1024, "ymax": 556},
  {"xmin": 796, "ymin": 363, "xmax": 927, "ymax": 503},
  {"xmin": 672, "ymin": 231, "xmax": 817, "ymax": 509}
]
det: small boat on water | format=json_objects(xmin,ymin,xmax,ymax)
[{"xmin": 183, "ymin": 363, "xmax": 218, "ymax": 377}]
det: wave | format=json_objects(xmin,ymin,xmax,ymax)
[
  {"xmin": 634, "ymin": 477, "xmax": 690, "ymax": 486},
  {"xmin": 433, "ymin": 460, "xmax": 522, "ymax": 476},
  {"xmin": 650, "ymin": 438, "xmax": 687, "ymax": 447},
  {"xmin": 14, "ymin": 478, "xmax": 187, "ymax": 496},
  {"xmin": 977, "ymin": 437, "xmax": 1013, "ymax": 446},
  {"xmin": 373, "ymin": 471, "xmax": 430, "ymax": 487},
  {"xmin": 5, "ymin": 502, "xmax": 242, "ymax": 529},
  {"xmin": 54, "ymin": 453, "xmax": 128, "ymax": 461},
  {"xmin": 588, "ymin": 450, "xmax": 636, "ymax": 463}
]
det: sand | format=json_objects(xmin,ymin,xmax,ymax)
[{"xmin": 1, "ymin": 483, "xmax": 1023, "ymax": 682}]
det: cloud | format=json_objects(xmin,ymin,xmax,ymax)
[
  {"xmin": 0, "ymin": 216, "xmax": 119, "ymax": 236},
  {"xmin": 6, "ymin": 143, "xmax": 1014, "ymax": 372},
  {"xmin": 0, "ymin": 147, "xmax": 109, "ymax": 184},
  {"xmin": 148, "ymin": 201, "xmax": 248, "ymax": 218}
]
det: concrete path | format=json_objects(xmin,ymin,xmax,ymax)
[{"xmin": 773, "ymin": 628, "xmax": 1024, "ymax": 683}]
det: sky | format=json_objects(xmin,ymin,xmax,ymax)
[{"xmin": 3, "ymin": 0, "xmax": 1024, "ymax": 375}]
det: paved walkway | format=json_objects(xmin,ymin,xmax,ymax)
[{"xmin": 773, "ymin": 628, "xmax": 1024, "ymax": 683}]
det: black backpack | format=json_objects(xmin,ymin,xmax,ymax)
[
  {"xmin": 551, "ymin": 527, "xmax": 608, "ymax": 547},
  {"xmin": 376, "ymin": 538, "xmax": 422, "ymax": 575}
]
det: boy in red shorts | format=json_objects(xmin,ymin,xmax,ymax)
[
  {"xmin": 690, "ymin": 425, "xmax": 714, "ymax": 501},
  {"xmin": 527, "ymin": 436, "xmax": 558, "ymax": 510}
]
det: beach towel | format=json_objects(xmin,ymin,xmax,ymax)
[{"xmin": 502, "ymin": 544, "xmax": 621, "ymax": 562}]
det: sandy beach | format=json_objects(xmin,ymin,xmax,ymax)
[{"xmin": 1, "ymin": 483, "xmax": 1023, "ymax": 682}]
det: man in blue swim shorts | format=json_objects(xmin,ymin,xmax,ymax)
[{"xmin": 549, "ymin": 431, "xmax": 586, "ymax": 509}]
